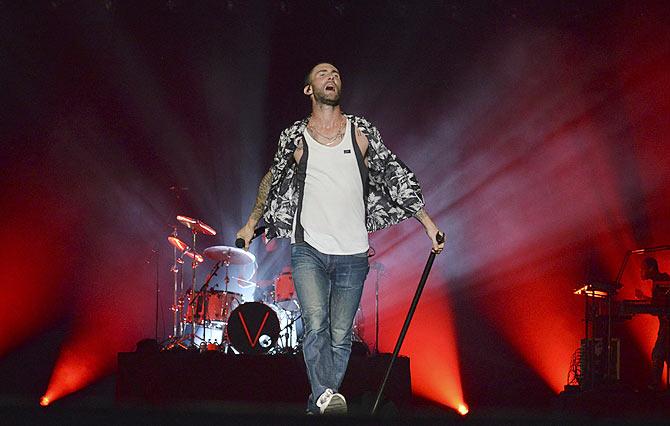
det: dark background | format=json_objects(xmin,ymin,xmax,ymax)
[{"xmin": 2, "ymin": 0, "xmax": 670, "ymax": 413}]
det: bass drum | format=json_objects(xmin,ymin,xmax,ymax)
[{"xmin": 226, "ymin": 302, "xmax": 280, "ymax": 354}]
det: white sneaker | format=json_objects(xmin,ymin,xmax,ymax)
[{"xmin": 316, "ymin": 388, "xmax": 347, "ymax": 415}]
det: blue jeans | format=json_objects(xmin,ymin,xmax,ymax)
[{"xmin": 291, "ymin": 242, "xmax": 369, "ymax": 413}]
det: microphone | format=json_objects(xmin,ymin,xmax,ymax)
[
  {"xmin": 236, "ymin": 226, "xmax": 266, "ymax": 248},
  {"xmin": 631, "ymin": 249, "xmax": 646, "ymax": 254}
]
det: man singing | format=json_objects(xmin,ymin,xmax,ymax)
[{"xmin": 237, "ymin": 63, "xmax": 445, "ymax": 414}]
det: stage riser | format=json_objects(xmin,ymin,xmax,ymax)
[{"xmin": 117, "ymin": 352, "xmax": 411, "ymax": 407}]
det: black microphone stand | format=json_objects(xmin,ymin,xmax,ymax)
[{"xmin": 371, "ymin": 233, "xmax": 444, "ymax": 415}]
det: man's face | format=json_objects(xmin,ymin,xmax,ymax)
[{"xmin": 306, "ymin": 63, "xmax": 341, "ymax": 106}]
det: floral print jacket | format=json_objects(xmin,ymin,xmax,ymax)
[{"xmin": 263, "ymin": 113, "xmax": 425, "ymax": 239}]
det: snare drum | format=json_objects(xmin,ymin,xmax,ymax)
[
  {"xmin": 226, "ymin": 302, "xmax": 280, "ymax": 354},
  {"xmin": 185, "ymin": 290, "xmax": 241, "ymax": 324}
]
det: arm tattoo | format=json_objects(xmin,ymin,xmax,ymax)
[{"xmin": 249, "ymin": 171, "xmax": 272, "ymax": 223}]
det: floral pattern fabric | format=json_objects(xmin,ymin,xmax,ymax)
[{"xmin": 264, "ymin": 114, "xmax": 425, "ymax": 239}]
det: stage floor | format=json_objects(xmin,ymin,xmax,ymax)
[
  {"xmin": 3, "ymin": 393, "xmax": 670, "ymax": 426},
  {"xmin": 3, "ymin": 387, "xmax": 670, "ymax": 425},
  {"xmin": 2, "ymin": 350, "xmax": 670, "ymax": 425}
]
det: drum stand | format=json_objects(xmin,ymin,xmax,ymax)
[
  {"xmin": 162, "ymin": 215, "xmax": 218, "ymax": 350},
  {"xmin": 165, "ymin": 230, "xmax": 206, "ymax": 350},
  {"xmin": 188, "ymin": 229, "xmax": 199, "ymax": 347},
  {"xmin": 170, "ymin": 226, "xmax": 181, "ymax": 339},
  {"xmin": 162, "ymin": 239, "xmax": 189, "ymax": 350},
  {"xmin": 218, "ymin": 259, "xmax": 234, "ymax": 353},
  {"xmin": 278, "ymin": 310, "xmax": 302, "ymax": 353}
]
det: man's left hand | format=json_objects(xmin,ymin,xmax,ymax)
[
  {"xmin": 414, "ymin": 208, "xmax": 445, "ymax": 254},
  {"xmin": 427, "ymin": 227, "xmax": 446, "ymax": 254}
]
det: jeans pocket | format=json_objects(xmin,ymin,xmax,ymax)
[
  {"xmin": 350, "ymin": 251, "xmax": 370, "ymax": 271},
  {"xmin": 291, "ymin": 241, "xmax": 307, "ymax": 255}
]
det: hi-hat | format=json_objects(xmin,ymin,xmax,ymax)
[
  {"xmin": 176, "ymin": 215, "xmax": 217, "ymax": 236},
  {"xmin": 203, "ymin": 246, "xmax": 255, "ymax": 265}
]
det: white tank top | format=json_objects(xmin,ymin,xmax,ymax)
[{"xmin": 293, "ymin": 119, "xmax": 368, "ymax": 255}]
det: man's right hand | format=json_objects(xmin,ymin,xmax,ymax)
[{"xmin": 236, "ymin": 223, "xmax": 255, "ymax": 250}]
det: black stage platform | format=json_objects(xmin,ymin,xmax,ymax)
[
  {"xmin": 4, "ymin": 352, "xmax": 670, "ymax": 425},
  {"xmin": 117, "ymin": 350, "xmax": 412, "ymax": 412}
]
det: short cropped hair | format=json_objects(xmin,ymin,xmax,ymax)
[{"xmin": 303, "ymin": 62, "xmax": 337, "ymax": 88}]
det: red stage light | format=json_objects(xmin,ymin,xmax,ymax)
[
  {"xmin": 39, "ymin": 396, "xmax": 50, "ymax": 407},
  {"xmin": 42, "ymin": 343, "xmax": 107, "ymax": 405},
  {"xmin": 42, "ymin": 258, "xmax": 156, "ymax": 404}
]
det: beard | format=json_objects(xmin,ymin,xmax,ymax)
[{"xmin": 313, "ymin": 87, "xmax": 341, "ymax": 106}]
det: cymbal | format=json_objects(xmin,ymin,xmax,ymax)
[
  {"xmin": 203, "ymin": 246, "xmax": 256, "ymax": 265},
  {"xmin": 186, "ymin": 251, "xmax": 205, "ymax": 263},
  {"xmin": 167, "ymin": 236, "xmax": 204, "ymax": 263},
  {"xmin": 167, "ymin": 236, "xmax": 188, "ymax": 252},
  {"xmin": 176, "ymin": 215, "xmax": 217, "ymax": 236}
]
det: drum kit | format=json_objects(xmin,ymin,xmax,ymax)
[{"xmin": 162, "ymin": 215, "xmax": 304, "ymax": 354}]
